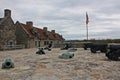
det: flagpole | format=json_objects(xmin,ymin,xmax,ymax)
[
  {"xmin": 86, "ymin": 12, "xmax": 89, "ymax": 41},
  {"xmin": 86, "ymin": 24, "xmax": 88, "ymax": 40}
]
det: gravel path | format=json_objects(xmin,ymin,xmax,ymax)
[{"xmin": 0, "ymin": 48, "xmax": 120, "ymax": 80}]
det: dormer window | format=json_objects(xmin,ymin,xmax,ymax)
[
  {"xmin": 55, "ymin": 34, "xmax": 58, "ymax": 38},
  {"xmin": 38, "ymin": 33, "xmax": 40, "ymax": 37},
  {"xmin": 45, "ymin": 31, "xmax": 49, "ymax": 36},
  {"xmin": 37, "ymin": 33, "xmax": 41, "ymax": 39},
  {"xmin": 31, "ymin": 28, "xmax": 37, "ymax": 35}
]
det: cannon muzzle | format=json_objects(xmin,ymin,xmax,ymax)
[{"xmin": 2, "ymin": 58, "xmax": 14, "ymax": 69}]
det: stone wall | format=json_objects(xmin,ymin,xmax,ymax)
[
  {"xmin": 0, "ymin": 17, "xmax": 16, "ymax": 46},
  {"xmin": 15, "ymin": 22, "xmax": 30, "ymax": 48}
]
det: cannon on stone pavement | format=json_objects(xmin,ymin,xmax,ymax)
[
  {"xmin": 68, "ymin": 48, "xmax": 77, "ymax": 52},
  {"xmin": 61, "ymin": 43, "xmax": 71, "ymax": 50},
  {"xmin": 44, "ymin": 46, "xmax": 51, "ymax": 51},
  {"xmin": 106, "ymin": 44, "xmax": 120, "ymax": 61},
  {"xmin": 83, "ymin": 42, "xmax": 107, "ymax": 53},
  {"xmin": 59, "ymin": 52, "xmax": 74, "ymax": 59},
  {"xmin": 2, "ymin": 58, "xmax": 14, "ymax": 69},
  {"xmin": 36, "ymin": 48, "xmax": 45, "ymax": 54},
  {"xmin": 83, "ymin": 42, "xmax": 108, "ymax": 53},
  {"xmin": 90, "ymin": 43, "xmax": 108, "ymax": 53},
  {"xmin": 44, "ymin": 42, "xmax": 52, "ymax": 51}
]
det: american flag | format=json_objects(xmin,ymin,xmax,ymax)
[{"xmin": 86, "ymin": 12, "xmax": 89, "ymax": 24}]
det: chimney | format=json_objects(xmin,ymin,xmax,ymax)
[
  {"xmin": 51, "ymin": 30, "xmax": 55, "ymax": 33},
  {"xmin": 4, "ymin": 9, "xmax": 11, "ymax": 17},
  {"xmin": 26, "ymin": 21, "xmax": 33, "ymax": 27},
  {"xmin": 43, "ymin": 27, "xmax": 47, "ymax": 31}
]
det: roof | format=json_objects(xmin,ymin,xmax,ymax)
[
  {"xmin": 21, "ymin": 23, "xmax": 35, "ymax": 38},
  {"xmin": 55, "ymin": 33, "xmax": 65, "ymax": 41},
  {"xmin": 35, "ymin": 27, "xmax": 47, "ymax": 40},
  {"xmin": 18, "ymin": 22, "xmax": 65, "ymax": 41}
]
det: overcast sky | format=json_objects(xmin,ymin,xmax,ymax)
[{"xmin": 0, "ymin": 0, "xmax": 120, "ymax": 40}]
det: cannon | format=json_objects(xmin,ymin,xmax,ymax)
[
  {"xmin": 44, "ymin": 46, "xmax": 51, "ymax": 51},
  {"xmin": 68, "ymin": 48, "xmax": 77, "ymax": 52},
  {"xmin": 2, "ymin": 58, "xmax": 14, "ymax": 69},
  {"xmin": 83, "ymin": 42, "xmax": 93, "ymax": 50},
  {"xmin": 36, "ymin": 48, "xmax": 45, "ymax": 54},
  {"xmin": 90, "ymin": 43, "xmax": 108, "ymax": 53},
  {"xmin": 83, "ymin": 42, "xmax": 108, "ymax": 53},
  {"xmin": 44, "ymin": 42, "xmax": 52, "ymax": 51},
  {"xmin": 61, "ymin": 43, "xmax": 71, "ymax": 50},
  {"xmin": 106, "ymin": 45, "xmax": 120, "ymax": 61},
  {"xmin": 59, "ymin": 52, "xmax": 74, "ymax": 59}
]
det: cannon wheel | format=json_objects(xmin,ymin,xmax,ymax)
[
  {"xmin": 36, "ymin": 51, "xmax": 39, "ymax": 54},
  {"xmin": 107, "ymin": 52, "xmax": 118, "ymax": 61},
  {"xmin": 90, "ymin": 48, "xmax": 96, "ymax": 53},
  {"xmin": 84, "ymin": 47, "xmax": 87, "ymax": 50},
  {"xmin": 112, "ymin": 55, "xmax": 118, "ymax": 61},
  {"xmin": 69, "ymin": 56, "xmax": 72, "ymax": 58}
]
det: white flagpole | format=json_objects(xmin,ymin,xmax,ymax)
[
  {"xmin": 86, "ymin": 12, "xmax": 89, "ymax": 40},
  {"xmin": 86, "ymin": 24, "xmax": 88, "ymax": 40}
]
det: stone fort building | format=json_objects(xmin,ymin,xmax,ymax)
[
  {"xmin": 15, "ymin": 21, "xmax": 64, "ymax": 48},
  {"xmin": 0, "ymin": 9, "xmax": 64, "ymax": 50},
  {"xmin": 0, "ymin": 9, "xmax": 16, "ymax": 50}
]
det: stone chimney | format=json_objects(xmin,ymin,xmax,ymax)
[
  {"xmin": 4, "ymin": 9, "xmax": 11, "ymax": 17},
  {"xmin": 51, "ymin": 30, "xmax": 55, "ymax": 33},
  {"xmin": 43, "ymin": 27, "xmax": 47, "ymax": 31},
  {"xmin": 26, "ymin": 21, "xmax": 33, "ymax": 27}
]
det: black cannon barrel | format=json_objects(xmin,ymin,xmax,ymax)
[
  {"xmin": 83, "ymin": 43, "xmax": 93, "ymax": 50},
  {"xmin": 106, "ymin": 44, "xmax": 120, "ymax": 61},
  {"xmin": 91, "ymin": 43, "xmax": 108, "ymax": 47},
  {"xmin": 89, "ymin": 43, "xmax": 108, "ymax": 53},
  {"xmin": 108, "ymin": 45, "xmax": 120, "ymax": 50}
]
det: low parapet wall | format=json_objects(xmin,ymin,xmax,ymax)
[
  {"xmin": 0, "ymin": 45, "xmax": 25, "ymax": 50},
  {"xmin": 53, "ymin": 43, "xmax": 84, "ymax": 48}
]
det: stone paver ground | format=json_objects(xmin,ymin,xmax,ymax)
[{"xmin": 0, "ymin": 48, "xmax": 120, "ymax": 80}]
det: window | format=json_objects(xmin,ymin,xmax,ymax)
[
  {"xmin": 8, "ymin": 40, "xmax": 14, "ymax": 48},
  {"xmin": 44, "ymin": 41, "xmax": 49, "ymax": 45},
  {"xmin": 38, "ymin": 41, "xmax": 40, "ymax": 47},
  {"xmin": 44, "ymin": 41, "xmax": 47, "ymax": 45},
  {"xmin": 35, "ymin": 41, "xmax": 37, "ymax": 46},
  {"xmin": 51, "ymin": 41, "xmax": 52, "ymax": 43}
]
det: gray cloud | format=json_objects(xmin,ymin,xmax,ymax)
[{"xmin": 0, "ymin": 0, "xmax": 120, "ymax": 40}]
